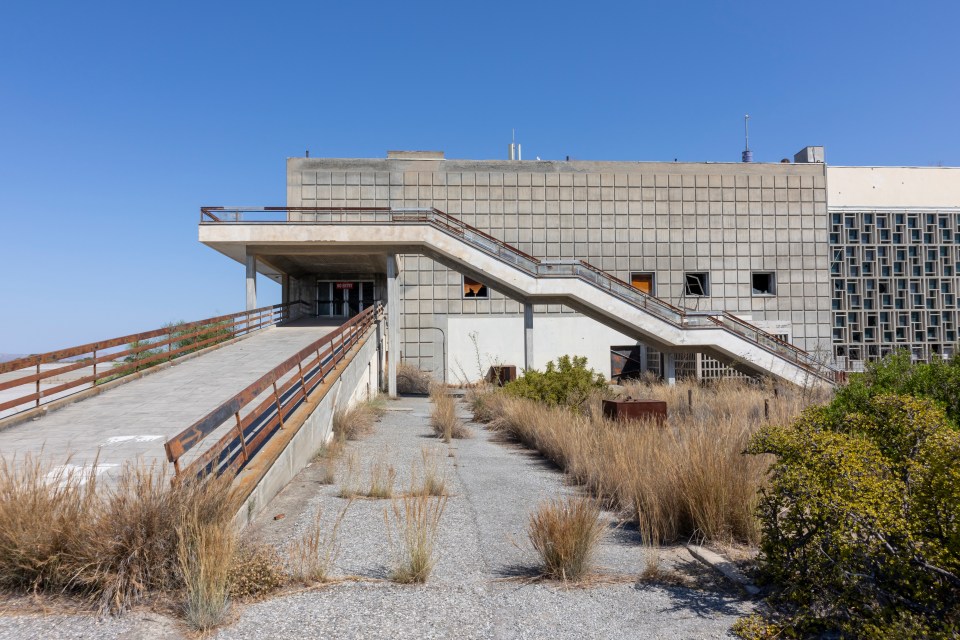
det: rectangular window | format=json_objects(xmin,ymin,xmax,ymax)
[
  {"xmin": 684, "ymin": 272, "xmax": 709, "ymax": 297},
  {"xmin": 463, "ymin": 276, "xmax": 489, "ymax": 299},
  {"xmin": 751, "ymin": 272, "xmax": 776, "ymax": 296},
  {"xmin": 631, "ymin": 272, "xmax": 655, "ymax": 295}
]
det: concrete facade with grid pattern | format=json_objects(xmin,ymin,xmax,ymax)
[{"xmin": 284, "ymin": 154, "xmax": 833, "ymax": 380}]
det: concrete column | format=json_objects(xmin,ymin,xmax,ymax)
[
  {"xmin": 245, "ymin": 253, "xmax": 257, "ymax": 311},
  {"xmin": 663, "ymin": 352, "xmax": 677, "ymax": 386},
  {"xmin": 638, "ymin": 343, "xmax": 648, "ymax": 373},
  {"xmin": 523, "ymin": 303, "xmax": 534, "ymax": 371},
  {"xmin": 386, "ymin": 254, "xmax": 399, "ymax": 398}
]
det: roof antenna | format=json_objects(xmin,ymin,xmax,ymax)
[
  {"xmin": 508, "ymin": 129, "xmax": 521, "ymax": 161},
  {"xmin": 741, "ymin": 115, "xmax": 752, "ymax": 162}
]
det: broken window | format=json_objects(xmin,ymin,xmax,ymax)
[
  {"xmin": 463, "ymin": 276, "xmax": 489, "ymax": 299},
  {"xmin": 751, "ymin": 272, "xmax": 776, "ymax": 296},
  {"xmin": 684, "ymin": 273, "xmax": 709, "ymax": 297}
]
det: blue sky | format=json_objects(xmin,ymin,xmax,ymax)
[{"xmin": 1, "ymin": 0, "xmax": 958, "ymax": 353}]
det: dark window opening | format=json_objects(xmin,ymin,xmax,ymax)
[
  {"xmin": 684, "ymin": 273, "xmax": 709, "ymax": 297},
  {"xmin": 751, "ymin": 272, "xmax": 776, "ymax": 296}
]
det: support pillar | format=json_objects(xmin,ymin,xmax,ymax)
[
  {"xmin": 638, "ymin": 343, "xmax": 648, "ymax": 373},
  {"xmin": 245, "ymin": 253, "xmax": 257, "ymax": 311},
  {"xmin": 663, "ymin": 352, "xmax": 677, "ymax": 386},
  {"xmin": 523, "ymin": 303, "xmax": 534, "ymax": 371},
  {"xmin": 387, "ymin": 254, "xmax": 399, "ymax": 398}
]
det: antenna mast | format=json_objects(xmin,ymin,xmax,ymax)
[{"xmin": 741, "ymin": 114, "xmax": 753, "ymax": 162}]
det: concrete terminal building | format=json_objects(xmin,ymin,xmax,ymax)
[{"xmin": 200, "ymin": 148, "xmax": 960, "ymax": 384}]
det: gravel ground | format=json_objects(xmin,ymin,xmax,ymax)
[{"xmin": 0, "ymin": 395, "xmax": 752, "ymax": 639}]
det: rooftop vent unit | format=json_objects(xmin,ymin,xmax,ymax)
[{"xmin": 794, "ymin": 146, "xmax": 825, "ymax": 163}]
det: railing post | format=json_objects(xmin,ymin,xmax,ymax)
[
  {"xmin": 273, "ymin": 382, "xmax": 284, "ymax": 429},
  {"xmin": 92, "ymin": 348, "xmax": 97, "ymax": 384},
  {"xmin": 235, "ymin": 412, "xmax": 249, "ymax": 463},
  {"xmin": 35, "ymin": 364, "xmax": 40, "ymax": 407},
  {"xmin": 297, "ymin": 361, "xmax": 308, "ymax": 401}
]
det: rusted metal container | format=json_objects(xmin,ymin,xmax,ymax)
[
  {"xmin": 486, "ymin": 365, "xmax": 517, "ymax": 386},
  {"xmin": 602, "ymin": 399, "xmax": 667, "ymax": 425}
]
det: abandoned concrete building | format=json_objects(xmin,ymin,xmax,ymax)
[{"xmin": 199, "ymin": 147, "xmax": 960, "ymax": 384}]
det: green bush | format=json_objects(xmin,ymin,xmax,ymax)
[
  {"xmin": 829, "ymin": 349, "xmax": 960, "ymax": 428},
  {"xmin": 747, "ymin": 394, "xmax": 960, "ymax": 638},
  {"xmin": 503, "ymin": 355, "xmax": 606, "ymax": 411}
]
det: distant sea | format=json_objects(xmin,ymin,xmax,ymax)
[{"xmin": 0, "ymin": 354, "xmax": 26, "ymax": 363}]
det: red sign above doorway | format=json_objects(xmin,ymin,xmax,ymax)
[{"xmin": 335, "ymin": 282, "xmax": 354, "ymax": 290}]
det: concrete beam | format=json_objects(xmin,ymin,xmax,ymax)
[
  {"xmin": 386, "ymin": 254, "xmax": 399, "ymax": 398},
  {"xmin": 524, "ymin": 303, "xmax": 534, "ymax": 371},
  {"xmin": 245, "ymin": 253, "xmax": 257, "ymax": 311}
]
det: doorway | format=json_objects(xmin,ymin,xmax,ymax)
[{"xmin": 316, "ymin": 280, "xmax": 375, "ymax": 317}]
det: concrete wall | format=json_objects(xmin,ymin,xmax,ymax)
[
  {"xmin": 287, "ymin": 156, "xmax": 833, "ymax": 374},
  {"xmin": 237, "ymin": 327, "xmax": 380, "ymax": 527},
  {"xmin": 829, "ymin": 166, "xmax": 960, "ymax": 208}
]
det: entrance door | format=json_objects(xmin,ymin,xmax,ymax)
[{"xmin": 316, "ymin": 281, "xmax": 374, "ymax": 317}]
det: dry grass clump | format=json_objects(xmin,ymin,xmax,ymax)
[
  {"xmin": 177, "ymin": 501, "xmax": 236, "ymax": 631},
  {"xmin": 478, "ymin": 379, "xmax": 821, "ymax": 546},
  {"xmin": 0, "ymin": 455, "xmax": 236, "ymax": 617},
  {"xmin": 228, "ymin": 541, "xmax": 285, "ymax": 600},
  {"xmin": 287, "ymin": 504, "xmax": 350, "ymax": 584},
  {"xmin": 430, "ymin": 386, "xmax": 472, "ymax": 442},
  {"xmin": 397, "ymin": 362, "xmax": 433, "ymax": 395},
  {"xmin": 386, "ymin": 494, "xmax": 447, "ymax": 583},
  {"xmin": 528, "ymin": 497, "xmax": 605, "ymax": 582},
  {"xmin": 338, "ymin": 451, "xmax": 361, "ymax": 499},
  {"xmin": 366, "ymin": 454, "xmax": 396, "ymax": 499},
  {"xmin": 411, "ymin": 447, "xmax": 447, "ymax": 497},
  {"xmin": 332, "ymin": 395, "xmax": 386, "ymax": 441}
]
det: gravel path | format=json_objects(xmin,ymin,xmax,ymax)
[{"xmin": 0, "ymin": 395, "xmax": 752, "ymax": 639}]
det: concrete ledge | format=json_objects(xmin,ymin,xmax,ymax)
[{"xmin": 687, "ymin": 544, "xmax": 760, "ymax": 596}]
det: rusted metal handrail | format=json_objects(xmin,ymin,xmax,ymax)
[
  {"xmin": 0, "ymin": 301, "xmax": 309, "ymax": 418},
  {"xmin": 164, "ymin": 303, "xmax": 382, "ymax": 480},
  {"xmin": 201, "ymin": 206, "xmax": 841, "ymax": 384}
]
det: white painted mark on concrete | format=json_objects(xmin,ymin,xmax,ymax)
[
  {"xmin": 102, "ymin": 435, "xmax": 163, "ymax": 446},
  {"xmin": 44, "ymin": 463, "xmax": 119, "ymax": 487}
]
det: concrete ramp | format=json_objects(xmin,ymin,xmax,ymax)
[{"xmin": 0, "ymin": 318, "xmax": 344, "ymax": 473}]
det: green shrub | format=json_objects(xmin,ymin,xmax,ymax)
[
  {"xmin": 503, "ymin": 355, "xmax": 606, "ymax": 411},
  {"xmin": 747, "ymin": 394, "xmax": 960, "ymax": 638},
  {"xmin": 829, "ymin": 349, "xmax": 960, "ymax": 428}
]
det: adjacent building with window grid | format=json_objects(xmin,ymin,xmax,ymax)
[{"xmin": 280, "ymin": 151, "xmax": 960, "ymax": 381}]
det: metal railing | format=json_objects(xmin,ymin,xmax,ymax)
[
  {"xmin": 201, "ymin": 206, "xmax": 842, "ymax": 384},
  {"xmin": 0, "ymin": 301, "xmax": 309, "ymax": 419},
  {"xmin": 164, "ymin": 303, "xmax": 382, "ymax": 480}
]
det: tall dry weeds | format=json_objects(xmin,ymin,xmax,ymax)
[
  {"xmin": 0, "ymin": 455, "xmax": 236, "ymax": 614},
  {"xmin": 479, "ymin": 379, "xmax": 821, "ymax": 545},
  {"xmin": 397, "ymin": 363, "xmax": 433, "ymax": 395},
  {"xmin": 430, "ymin": 386, "xmax": 471, "ymax": 442},
  {"xmin": 528, "ymin": 497, "xmax": 605, "ymax": 581},
  {"xmin": 332, "ymin": 395, "xmax": 386, "ymax": 441},
  {"xmin": 287, "ymin": 502, "xmax": 351, "ymax": 584},
  {"xmin": 411, "ymin": 447, "xmax": 447, "ymax": 497},
  {"xmin": 386, "ymin": 493, "xmax": 447, "ymax": 583}
]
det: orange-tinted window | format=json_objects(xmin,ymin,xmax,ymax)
[{"xmin": 631, "ymin": 273, "xmax": 654, "ymax": 295}]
